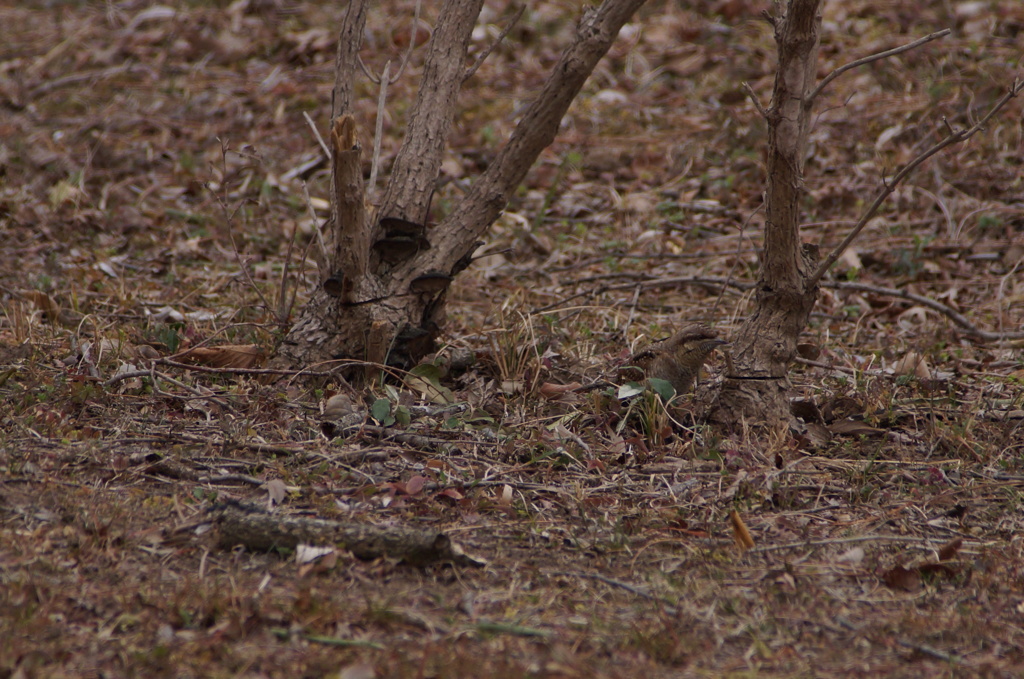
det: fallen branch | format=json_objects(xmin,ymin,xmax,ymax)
[
  {"xmin": 102, "ymin": 360, "xmax": 338, "ymax": 388},
  {"xmin": 209, "ymin": 501, "xmax": 485, "ymax": 567}
]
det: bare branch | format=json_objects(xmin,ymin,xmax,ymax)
[
  {"xmin": 742, "ymin": 81, "xmax": 767, "ymax": 118},
  {"xmin": 356, "ymin": 54, "xmax": 379, "ymax": 84},
  {"xmin": 332, "ymin": 0, "xmax": 371, "ymax": 119},
  {"xmin": 302, "ymin": 111, "xmax": 330, "ymax": 157},
  {"xmin": 425, "ymin": 0, "xmax": 648, "ymax": 270},
  {"xmin": 811, "ymin": 79, "xmax": 1024, "ymax": 285},
  {"xmin": 301, "ymin": 181, "xmax": 328, "ymax": 266},
  {"xmin": 463, "ymin": 4, "xmax": 526, "ymax": 83},
  {"xmin": 356, "ymin": 0, "xmax": 421, "ymax": 87},
  {"xmin": 390, "ymin": 0, "xmax": 423, "ymax": 83},
  {"xmin": 810, "ymin": 29, "xmax": 951, "ymax": 103},
  {"xmin": 369, "ymin": 60, "xmax": 392, "ymax": 198},
  {"xmin": 378, "ymin": 0, "xmax": 486, "ymax": 225}
]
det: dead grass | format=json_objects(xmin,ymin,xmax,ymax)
[{"xmin": 2, "ymin": 0, "xmax": 1024, "ymax": 677}]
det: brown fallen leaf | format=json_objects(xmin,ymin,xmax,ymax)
[
  {"xmin": 882, "ymin": 565, "xmax": 920, "ymax": 592},
  {"xmin": 177, "ymin": 344, "xmax": 265, "ymax": 369},
  {"xmin": 25, "ymin": 290, "xmax": 61, "ymax": 322},
  {"xmin": 730, "ymin": 510, "xmax": 754, "ymax": 552},
  {"xmin": 404, "ymin": 474, "xmax": 426, "ymax": 496},
  {"xmin": 539, "ymin": 381, "xmax": 582, "ymax": 399},
  {"xmin": 937, "ymin": 538, "xmax": 963, "ymax": 562}
]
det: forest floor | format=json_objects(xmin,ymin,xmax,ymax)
[{"xmin": 2, "ymin": 1, "xmax": 1024, "ymax": 677}]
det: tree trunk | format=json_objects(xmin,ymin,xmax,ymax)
[
  {"xmin": 273, "ymin": 0, "xmax": 647, "ymax": 377},
  {"xmin": 707, "ymin": 0, "xmax": 823, "ymax": 427}
]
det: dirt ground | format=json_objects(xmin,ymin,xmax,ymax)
[{"xmin": 2, "ymin": 1, "xmax": 1023, "ymax": 677}]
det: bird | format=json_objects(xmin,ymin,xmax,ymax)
[{"xmin": 624, "ymin": 322, "xmax": 727, "ymax": 395}]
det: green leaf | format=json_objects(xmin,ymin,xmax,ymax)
[
  {"xmin": 395, "ymin": 405, "xmax": 412, "ymax": 427},
  {"xmin": 648, "ymin": 378, "xmax": 677, "ymax": 402},
  {"xmin": 409, "ymin": 363, "xmax": 443, "ymax": 380},
  {"xmin": 371, "ymin": 397, "xmax": 391, "ymax": 423}
]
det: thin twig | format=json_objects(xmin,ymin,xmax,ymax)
[
  {"xmin": 276, "ymin": 184, "xmax": 308, "ymax": 323},
  {"xmin": 102, "ymin": 362, "xmax": 336, "ymax": 388},
  {"xmin": 623, "ymin": 284, "xmax": 642, "ymax": 336},
  {"xmin": 835, "ymin": 617, "xmax": 962, "ymax": 664},
  {"xmin": 214, "ymin": 141, "xmax": 278, "ymax": 321},
  {"xmin": 302, "ymin": 181, "xmax": 328, "ymax": 272},
  {"xmin": 369, "ymin": 60, "xmax": 391, "ymax": 198},
  {"xmin": 795, "ymin": 356, "xmax": 886, "ymax": 377},
  {"xmin": 299, "ymin": 180, "xmax": 327, "ymax": 294},
  {"xmin": 751, "ymin": 534, "xmax": 961, "ymax": 554},
  {"xmin": 531, "ymin": 276, "xmax": 752, "ymax": 314},
  {"xmin": 355, "ymin": 0, "xmax": 422, "ymax": 86},
  {"xmin": 811, "ymin": 79, "xmax": 1023, "ymax": 285},
  {"xmin": 561, "ymin": 571, "xmax": 677, "ymax": 610},
  {"xmin": 390, "ymin": 0, "xmax": 422, "ymax": 83},
  {"xmin": 821, "ymin": 281, "xmax": 1024, "ymax": 341},
  {"xmin": 713, "ymin": 202, "xmax": 763, "ymax": 319},
  {"xmin": 742, "ymin": 81, "xmax": 768, "ymax": 118},
  {"xmin": 150, "ymin": 369, "xmax": 238, "ymax": 414},
  {"xmin": 303, "ymin": 111, "xmax": 331, "ymax": 157},
  {"xmin": 463, "ymin": 4, "xmax": 526, "ymax": 83},
  {"xmin": 355, "ymin": 54, "xmax": 377, "ymax": 83},
  {"xmin": 29, "ymin": 62, "xmax": 135, "ymax": 97},
  {"xmin": 809, "ymin": 29, "xmax": 951, "ymax": 102}
]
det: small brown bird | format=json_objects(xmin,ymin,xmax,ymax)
[{"xmin": 624, "ymin": 323, "xmax": 727, "ymax": 395}]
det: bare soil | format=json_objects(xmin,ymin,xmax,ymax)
[{"xmin": 2, "ymin": 1, "xmax": 1023, "ymax": 677}]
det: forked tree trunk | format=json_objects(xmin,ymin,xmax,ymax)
[
  {"xmin": 273, "ymin": 0, "xmax": 646, "ymax": 376},
  {"xmin": 707, "ymin": 0, "xmax": 823, "ymax": 427}
]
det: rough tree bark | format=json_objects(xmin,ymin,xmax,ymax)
[
  {"xmin": 273, "ymin": 0, "xmax": 647, "ymax": 375},
  {"xmin": 707, "ymin": 0, "xmax": 823, "ymax": 427}
]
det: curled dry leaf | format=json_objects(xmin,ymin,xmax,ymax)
[
  {"xmin": 539, "ymin": 381, "xmax": 581, "ymax": 400},
  {"xmin": 296, "ymin": 544, "xmax": 340, "ymax": 577},
  {"xmin": 498, "ymin": 484, "xmax": 514, "ymax": 507},
  {"xmin": 729, "ymin": 510, "xmax": 754, "ymax": 551},
  {"xmin": 265, "ymin": 479, "xmax": 288, "ymax": 506},
  {"xmin": 893, "ymin": 351, "xmax": 931, "ymax": 379},
  {"xmin": 295, "ymin": 543, "xmax": 337, "ymax": 565},
  {"xmin": 796, "ymin": 342, "xmax": 822, "ymax": 360}
]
